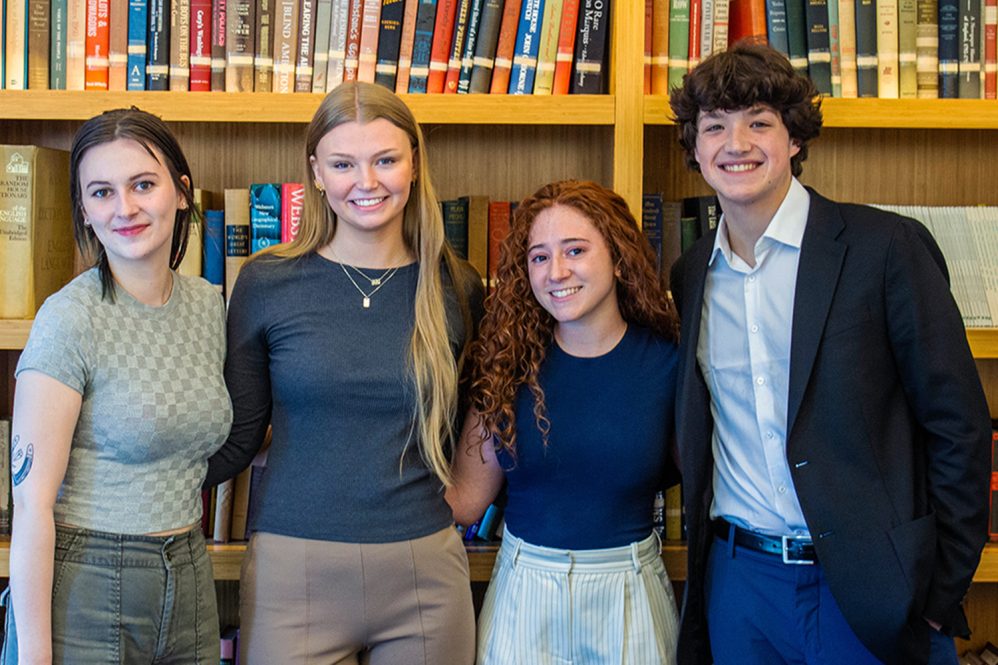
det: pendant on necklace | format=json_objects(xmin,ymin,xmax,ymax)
[
  {"xmin": 370, "ymin": 278, "xmax": 382, "ymax": 286},
  {"xmin": 363, "ymin": 297, "xmax": 371, "ymax": 309}
]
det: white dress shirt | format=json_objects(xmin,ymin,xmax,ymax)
[{"xmin": 697, "ymin": 178, "xmax": 812, "ymax": 537}]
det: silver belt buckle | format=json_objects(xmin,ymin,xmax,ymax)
[{"xmin": 781, "ymin": 535, "xmax": 815, "ymax": 565}]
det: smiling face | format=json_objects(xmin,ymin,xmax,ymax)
[
  {"xmin": 526, "ymin": 204, "xmax": 622, "ymax": 336},
  {"xmin": 693, "ymin": 105, "xmax": 800, "ymax": 227},
  {"xmin": 310, "ymin": 118, "xmax": 415, "ymax": 248},
  {"xmin": 77, "ymin": 138, "xmax": 187, "ymax": 272}
]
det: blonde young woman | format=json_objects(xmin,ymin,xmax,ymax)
[{"xmin": 205, "ymin": 81, "xmax": 483, "ymax": 665}]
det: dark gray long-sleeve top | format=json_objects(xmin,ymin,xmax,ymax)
[{"xmin": 206, "ymin": 252, "xmax": 483, "ymax": 543}]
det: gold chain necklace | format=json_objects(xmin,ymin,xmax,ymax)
[{"xmin": 330, "ymin": 250, "xmax": 402, "ymax": 309}]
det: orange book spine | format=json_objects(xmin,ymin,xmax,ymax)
[
  {"xmin": 85, "ymin": 0, "xmax": 110, "ymax": 89},
  {"xmin": 687, "ymin": 0, "xmax": 701, "ymax": 69},
  {"xmin": 728, "ymin": 0, "xmax": 766, "ymax": 42},
  {"xmin": 552, "ymin": 0, "xmax": 579, "ymax": 93},
  {"xmin": 356, "ymin": 0, "xmax": 381, "ymax": 82},
  {"xmin": 108, "ymin": 0, "xmax": 128, "ymax": 89},
  {"xmin": 488, "ymin": 0, "xmax": 522, "ymax": 93},
  {"xmin": 394, "ymin": 0, "xmax": 419, "ymax": 92},
  {"xmin": 444, "ymin": 0, "xmax": 470, "ymax": 92},
  {"xmin": 487, "ymin": 200, "xmax": 511, "ymax": 290},
  {"xmin": 426, "ymin": 0, "xmax": 456, "ymax": 92}
]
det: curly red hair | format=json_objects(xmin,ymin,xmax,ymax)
[{"xmin": 470, "ymin": 180, "xmax": 680, "ymax": 457}]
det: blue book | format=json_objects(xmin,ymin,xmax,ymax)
[
  {"xmin": 508, "ymin": 0, "xmax": 544, "ymax": 94},
  {"xmin": 803, "ymin": 0, "xmax": 832, "ymax": 94},
  {"xmin": 938, "ymin": 0, "xmax": 959, "ymax": 97},
  {"xmin": 456, "ymin": 0, "xmax": 484, "ymax": 93},
  {"xmin": 854, "ymin": 0, "xmax": 878, "ymax": 96},
  {"xmin": 203, "ymin": 209, "xmax": 225, "ymax": 289},
  {"xmin": 441, "ymin": 198, "xmax": 469, "ymax": 259},
  {"xmin": 642, "ymin": 194, "xmax": 664, "ymax": 278},
  {"xmin": 128, "ymin": 0, "xmax": 148, "ymax": 89},
  {"xmin": 249, "ymin": 184, "xmax": 282, "ymax": 254},
  {"xmin": 407, "ymin": 0, "xmax": 439, "ymax": 93},
  {"xmin": 765, "ymin": 0, "xmax": 790, "ymax": 56},
  {"xmin": 475, "ymin": 503, "xmax": 503, "ymax": 541},
  {"xmin": 146, "ymin": 0, "xmax": 170, "ymax": 90}
]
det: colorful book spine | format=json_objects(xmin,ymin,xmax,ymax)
[
  {"xmin": 407, "ymin": 0, "xmax": 438, "ymax": 91},
  {"xmin": 375, "ymin": 0, "xmax": 405, "ymax": 89},
  {"xmin": 442, "ymin": 198, "xmax": 469, "ymax": 259},
  {"xmin": 393, "ymin": 0, "xmax": 419, "ymax": 91},
  {"xmin": 343, "ymin": 0, "xmax": 362, "ymax": 80},
  {"xmin": 837, "ymin": 0, "xmax": 857, "ymax": 94},
  {"xmin": 938, "ymin": 0, "xmax": 959, "ymax": 96},
  {"xmin": 698, "ymin": 0, "xmax": 714, "ymax": 60},
  {"xmin": 957, "ymin": 0, "xmax": 980, "ymax": 97},
  {"xmin": 273, "ymin": 0, "xmax": 298, "ymax": 91},
  {"xmin": 827, "ymin": 0, "xmax": 842, "ymax": 95},
  {"xmin": 126, "ymin": 0, "xmax": 148, "ymax": 89},
  {"xmin": 876, "ymin": 0, "xmax": 900, "ymax": 97},
  {"xmin": 668, "ymin": 0, "xmax": 691, "ymax": 90},
  {"xmin": 326, "ymin": 0, "xmax": 350, "ymax": 88},
  {"xmin": 108, "ymin": 0, "xmax": 128, "ymax": 88},
  {"xmin": 469, "ymin": 0, "xmax": 503, "ymax": 92},
  {"xmin": 552, "ymin": 0, "xmax": 579, "ymax": 93},
  {"xmin": 281, "ymin": 183, "xmax": 304, "ymax": 243},
  {"xmin": 203, "ymin": 209, "xmax": 225, "ymax": 290},
  {"xmin": 224, "ymin": 188, "xmax": 250, "ymax": 301},
  {"xmin": 51, "ymin": 0, "xmax": 69, "ymax": 88},
  {"xmin": 645, "ymin": 0, "xmax": 654, "ymax": 92},
  {"xmin": 355, "ymin": 0, "xmax": 380, "ymax": 83},
  {"xmin": 728, "ymin": 0, "xmax": 767, "ymax": 43},
  {"xmin": 28, "ymin": 0, "xmax": 51, "ymax": 89},
  {"xmin": 688, "ymin": 0, "xmax": 701, "ymax": 68},
  {"xmin": 915, "ymin": 0, "xmax": 938, "ymax": 96},
  {"xmin": 190, "ymin": 0, "xmax": 211, "ymax": 89},
  {"xmin": 5, "ymin": 0, "xmax": 28, "ymax": 89},
  {"xmin": 85, "ymin": 0, "xmax": 111, "ymax": 89},
  {"xmin": 650, "ymin": 0, "xmax": 669, "ymax": 94},
  {"xmin": 509, "ymin": 0, "xmax": 544, "ymax": 93},
  {"xmin": 68, "ymin": 0, "xmax": 88, "ymax": 89},
  {"xmin": 254, "ymin": 0, "xmax": 275, "ymax": 91},
  {"xmin": 488, "ymin": 0, "xmax": 522, "ymax": 92},
  {"xmin": 990, "ymin": 429, "xmax": 998, "ymax": 542},
  {"xmin": 711, "ymin": 0, "xmax": 730, "ymax": 54},
  {"xmin": 225, "ymin": 0, "xmax": 255, "ymax": 90},
  {"xmin": 444, "ymin": 0, "xmax": 472, "ymax": 92},
  {"xmin": 169, "ymin": 0, "xmax": 191, "ymax": 90},
  {"xmin": 311, "ymin": 0, "xmax": 332, "ymax": 90},
  {"xmin": 854, "ymin": 0, "xmax": 878, "ymax": 96},
  {"xmin": 986, "ymin": 0, "xmax": 997, "ymax": 98},
  {"xmin": 146, "ymin": 0, "xmax": 169, "ymax": 89},
  {"xmin": 487, "ymin": 200, "xmax": 511, "ymax": 290},
  {"xmin": 456, "ymin": 0, "xmax": 485, "ymax": 93},
  {"xmin": 426, "ymin": 0, "xmax": 457, "ymax": 91},
  {"xmin": 295, "ymin": 0, "xmax": 317, "ymax": 90},
  {"xmin": 766, "ymin": 0, "xmax": 790, "ymax": 56},
  {"xmin": 250, "ymin": 184, "xmax": 282, "ymax": 255},
  {"xmin": 532, "ymin": 0, "xmax": 562, "ymax": 94},
  {"xmin": 804, "ymin": 0, "xmax": 833, "ymax": 94},
  {"xmin": 898, "ymin": 0, "xmax": 917, "ymax": 95},
  {"xmin": 210, "ymin": 0, "xmax": 226, "ymax": 89},
  {"xmin": 569, "ymin": 0, "xmax": 608, "ymax": 93}
]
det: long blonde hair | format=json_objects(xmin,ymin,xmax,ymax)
[{"xmin": 261, "ymin": 81, "xmax": 470, "ymax": 485}]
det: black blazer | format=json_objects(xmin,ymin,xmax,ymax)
[{"xmin": 670, "ymin": 189, "xmax": 991, "ymax": 665}]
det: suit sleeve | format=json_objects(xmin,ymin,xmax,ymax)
[{"xmin": 884, "ymin": 218, "xmax": 991, "ymax": 635}]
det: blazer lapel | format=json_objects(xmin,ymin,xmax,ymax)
[{"xmin": 787, "ymin": 191, "xmax": 847, "ymax": 437}]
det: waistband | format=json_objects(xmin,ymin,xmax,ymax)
[
  {"xmin": 55, "ymin": 524, "xmax": 208, "ymax": 568},
  {"xmin": 498, "ymin": 529, "xmax": 663, "ymax": 573},
  {"xmin": 712, "ymin": 519, "xmax": 817, "ymax": 565}
]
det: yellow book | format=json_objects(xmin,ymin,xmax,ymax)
[
  {"xmin": 532, "ymin": 0, "xmax": 564, "ymax": 94},
  {"xmin": 223, "ymin": 188, "xmax": 250, "ymax": 302}
]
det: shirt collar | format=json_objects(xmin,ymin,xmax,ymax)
[{"xmin": 708, "ymin": 178, "xmax": 810, "ymax": 267}]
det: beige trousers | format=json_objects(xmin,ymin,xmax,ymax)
[{"xmin": 239, "ymin": 527, "xmax": 475, "ymax": 665}]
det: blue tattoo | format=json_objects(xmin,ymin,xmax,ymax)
[{"xmin": 11, "ymin": 435, "xmax": 34, "ymax": 487}]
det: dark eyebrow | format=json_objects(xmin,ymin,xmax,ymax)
[{"xmin": 84, "ymin": 172, "xmax": 159, "ymax": 188}]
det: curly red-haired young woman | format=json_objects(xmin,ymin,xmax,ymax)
[{"xmin": 447, "ymin": 180, "xmax": 682, "ymax": 665}]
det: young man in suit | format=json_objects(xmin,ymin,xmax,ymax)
[{"xmin": 668, "ymin": 41, "xmax": 991, "ymax": 665}]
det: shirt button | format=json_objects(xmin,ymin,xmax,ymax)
[
  {"xmin": 778, "ymin": 485, "xmax": 787, "ymax": 494},
  {"xmin": 748, "ymin": 275, "xmax": 756, "ymax": 282},
  {"xmin": 766, "ymin": 431, "xmax": 775, "ymax": 439},
  {"xmin": 751, "ymin": 324, "xmax": 759, "ymax": 333},
  {"xmin": 756, "ymin": 377, "xmax": 765, "ymax": 386}
]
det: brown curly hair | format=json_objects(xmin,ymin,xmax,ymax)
[{"xmin": 469, "ymin": 180, "xmax": 680, "ymax": 457}]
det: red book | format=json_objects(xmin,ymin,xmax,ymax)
[
  {"xmin": 487, "ymin": 201, "xmax": 511, "ymax": 291},
  {"xmin": 687, "ymin": 0, "xmax": 701, "ymax": 69},
  {"xmin": 426, "ymin": 0, "xmax": 457, "ymax": 92},
  {"xmin": 990, "ymin": 429, "xmax": 998, "ymax": 541},
  {"xmin": 190, "ymin": 0, "xmax": 214, "ymax": 90},
  {"xmin": 728, "ymin": 0, "xmax": 767, "ymax": 43},
  {"xmin": 644, "ymin": 0, "xmax": 653, "ymax": 93},
  {"xmin": 444, "ymin": 0, "xmax": 471, "ymax": 92},
  {"xmin": 281, "ymin": 183, "xmax": 305, "ymax": 243},
  {"xmin": 488, "ymin": 0, "xmax": 522, "ymax": 93},
  {"xmin": 552, "ymin": 0, "xmax": 579, "ymax": 93},
  {"xmin": 986, "ymin": 0, "xmax": 997, "ymax": 99},
  {"xmin": 85, "ymin": 0, "xmax": 111, "ymax": 89},
  {"xmin": 343, "ymin": 0, "xmax": 363, "ymax": 80}
]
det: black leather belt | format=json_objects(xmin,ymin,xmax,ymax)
[{"xmin": 713, "ymin": 519, "xmax": 817, "ymax": 565}]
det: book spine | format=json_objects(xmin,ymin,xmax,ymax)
[
  {"xmin": 407, "ymin": 0, "xmax": 437, "ymax": 91},
  {"xmin": 456, "ymin": 0, "xmax": 484, "ymax": 93},
  {"xmin": 254, "ymin": 0, "xmax": 275, "ymax": 91},
  {"xmin": 711, "ymin": 0, "xmax": 729, "ymax": 55},
  {"xmin": 5, "ymin": 0, "xmax": 27, "ymax": 89},
  {"xmin": 442, "ymin": 198, "xmax": 469, "ymax": 258},
  {"xmin": 469, "ymin": 0, "xmax": 502, "ymax": 92},
  {"xmin": 838, "ymin": 0, "xmax": 858, "ymax": 94},
  {"xmin": 108, "ymin": 0, "xmax": 128, "ymax": 88},
  {"xmin": 326, "ymin": 0, "xmax": 349, "ymax": 88},
  {"xmin": 225, "ymin": 0, "xmax": 254, "ymax": 90},
  {"xmin": 169, "ymin": 0, "xmax": 191, "ymax": 89},
  {"xmin": 688, "ymin": 0, "xmax": 701, "ymax": 67},
  {"xmin": 855, "ymin": 0, "xmax": 878, "ymax": 96},
  {"xmin": 203, "ymin": 209, "xmax": 225, "ymax": 289},
  {"xmin": 28, "ymin": 0, "xmax": 51, "ymax": 89},
  {"xmin": 444, "ymin": 0, "xmax": 471, "ymax": 92},
  {"xmin": 272, "ymin": 0, "xmax": 297, "ymax": 91},
  {"xmin": 990, "ymin": 429, "xmax": 998, "ymax": 542},
  {"xmin": 915, "ymin": 0, "xmax": 938, "ymax": 96},
  {"xmin": 986, "ymin": 0, "xmax": 996, "ymax": 97},
  {"xmin": 699, "ymin": 0, "xmax": 713, "ymax": 60},
  {"xmin": 146, "ymin": 0, "xmax": 169, "ymax": 88},
  {"xmin": 828, "ymin": 0, "xmax": 842, "ymax": 95},
  {"xmin": 488, "ymin": 0, "xmax": 521, "ymax": 92},
  {"xmin": 532, "ymin": 0, "xmax": 562, "ymax": 94},
  {"xmin": 645, "ymin": 0, "xmax": 654, "ymax": 92},
  {"xmin": 957, "ymin": 0, "xmax": 980, "ymax": 96},
  {"xmin": 649, "ymin": 0, "xmax": 668, "ymax": 94},
  {"xmin": 938, "ymin": 0, "xmax": 959, "ymax": 95},
  {"xmin": 667, "ymin": 0, "xmax": 690, "ymax": 90},
  {"xmin": 728, "ymin": 0, "xmax": 768, "ymax": 42},
  {"xmin": 785, "ymin": 0, "xmax": 809, "ymax": 74},
  {"xmin": 67, "ymin": 0, "xmax": 88, "ymax": 88},
  {"xmin": 766, "ymin": 0, "xmax": 790, "ymax": 56},
  {"xmin": 487, "ymin": 200, "xmax": 511, "ymax": 290},
  {"xmin": 642, "ymin": 193, "xmax": 664, "ymax": 277},
  {"xmin": 355, "ymin": 0, "xmax": 379, "ymax": 83},
  {"xmin": 373, "ymin": 0, "xmax": 407, "ymax": 89},
  {"xmin": 210, "ymin": 0, "xmax": 226, "ymax": 88},
  {"xmin": 294, "ymin": 0, "xmax": 316, "ymax": 89},
  {"xmin": 85, "ymin": 0, "xmax": 110, "ymax": 89},
  {"xmin": 805, "ymin": 0, "xmax": 833, "ymax": 94},
  {"xmin": 51, "ymin": 0, "xmax": 69, "ymax": 88},
  {"xmin": 310, "ymin": 0, "xmax": 331, "ymax": 90},
  {"xmin": 876, "ymin": 0, "xmax": 900, "ymax": 97},
  {"xmin": 0, "ymin": 420, "xmax": 10, "ymax": 534},
  {"xmin": 466, "ymin": 195, "xmax": 489, "ymax": 278},
  {"xmin": 249, "ymin": 183, "xmax": 282, "ymax": 254},
  {"xmin": 280, "ymin": 182, "xmax": 304, "ymax": 243},
  {"xmin": 343, "ymin": 0, "xmax": 361, "ymax": 80},
  {"xmin": 394, "ymin": 0, "xmax": 420, "ymax": 91},
  {"xmin": 426, "ymin": 0, "xmax": 457, "ymax": 91},
  {"xmin": 569, "ymin": 0, "xmax": 606, "ymax": 92},
  {"xmin": 189, "ymin": 0, "xmax": 211, "ymax": 89},
  {"xmin": 509, "ymin": 0, "xmax": 544, "ymax": 94},
  {"xmin": 126, "ymin": 0, "xmax": 147, "ymax": 88},
  {"xmin": 224, "ymin": 188, "xmax": 250, "ymax": 301},
  {"xmin": 898, "ymin": 0, "xmax": 917, "ymax": 95},
  {"xmin": 552, "ymin": 0, "xmax": 579, "ymax": 93}
]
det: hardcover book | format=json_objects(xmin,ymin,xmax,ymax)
[
  {"xmin": 68, "ymin": 0, "xmax": 89, "ymax": 89},
  {"xmin": 443, "ymin": 0, "xmax": 473, "ymax": 92},
  {"xmin": 374, "ymin": 0, "xmax": 405, "ymax": 88},
  {"xmin": 838, "ymin": 0, "xmax": 858, "ymax": 95},
  {"xmin": 253, "ymin": 0, "xmax": 275, "ymax": 91},
  {"xmin": 108, "ymin": 0, "xmax": 128, "ymax": 88},
  {"xmin": 938, "ymin": 0, "xmax": 959, "ymax": 96},
  {"xmin": 898, "ymin": 0, "xmax": 917, "ymax": 96},
  {"xmin": 326, "ymin": 0, "xmax": 350, "ymax": 89},
  {"xmin": 427, "ymin": 0, "xmax": 457, "ymax": 91},
  {"xmin": 407, "ymin": 0, "xmax": 438, "ymax": 91},
  {"xmin": 668, "ymin": 0, "xmax": 691, "ymax": 90},
  {"xmin": 295, "ymin": 0, "xmax": 318, "ymax": 89},
  {"xmin": 188, "ymin": 0, "xmax": 212, "ymax": 90},
  {"xmin": 488, "ymin": 0, "xmax": 523, "ymax": 92},
  {"xmin": 250, "ymin": 183, "xmax": 282, "ymax": 255},
  {"xmin": 570, "ymin": 0, "xmax": 608, "ymax": 93},
  {"xmin": 169, "ymin": 0, "xmax": 192, "ymax": 90},
  {"xmin": 393, "ymin": 0, "xmax": 420, "ymax": 91},
  {"xmin": 766, "ymin": 0, "xmax": 790, "ymax": 57},
  {"xmin": 854, "ymin": 0, "xmax": 878, "ymax": 96},
  {"xmin": 273, "ymin": 0, "xmax": 299, "ymax": 91},
  {"xmin": 211, "ymin": 0, "xmax": 226, "ymax": 88},
  {"xmin": 225, "ymin": 0, "xmax": 255, "ymax": 90},
  {"xmin": 468, "ymin": 0, "xmax": 503, "ymax": 92},
  {"xmin": 311, "ymin": 0, "xmax": 332, "ymax": 90},
  {"xmin": 85, "ymin": 0, "xmax": 111, "ymax": 89},
  {"xmin": 532, "ymin": 0, "xmax": 563, "ymax": 94},
  {"xmin": 915, "ymin": 0, "xmax": 938, "ymax": 97},
  {"xmin": 804, "ymin": 0, "xmax": 833, "ymax": 94},
  {"xmin": 28, "ymin": 0, "xmax": 52, "ymax": 89},
  {"xmin": 147, "ymin": 0, "xmax": 170, "ymax": 89},
  {"xmin": 126, "ymin": 0, "xmax": 149, "ymax": 88},
  {"xmin": 51, "ymin": 0, "xmax": 69, "ymax": 88},
  {"xmin": 551, "ymin": 0, "xmax": 579, "ymax": 93},
  {"xmin": 456, "ymin": 0, "xmax": 485, "ymax": 93}
]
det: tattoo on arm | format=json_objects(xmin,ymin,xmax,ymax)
[{"xmin": 11, "ymin": 435, "xmax": 35, "ymax": 487}]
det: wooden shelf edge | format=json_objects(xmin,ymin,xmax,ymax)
[
  {"xmin": 0, "ymin": 320, "xmax": 32, "ymax": 351},
  {"xmin": 644, "ymin": 96, "xmax": 998, "ymax": 129},
  {"xmin": 1, "ymin": 540, "xmax": 992, "ymax": 583},
  {"xmin": 0, "ymin": 91, "xmax": 615, "ymax": 125}
]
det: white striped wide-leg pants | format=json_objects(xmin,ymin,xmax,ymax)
[{"xmin": 477, "ymin": 530, "xmax": 679, "ymax": 665}]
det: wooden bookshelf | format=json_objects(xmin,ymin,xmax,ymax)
[
  {"xmin": 643, "ymin": 96, "xmax": 998, "ymax": 129},
  {"xmin": 0, "ymin": 321, "xmax": 32, "ymax": 351}
]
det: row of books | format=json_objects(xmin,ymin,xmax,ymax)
[
  {"xmin": 644, "ymin": 0, "xmax": 998, "ymax": 99},
  {"xmin": 961, "ymin": 640, "xmax": 998, "ymax": 664},
  {"xmin": 0, "ymin": 0, "xmax": 610, "ymax": 94},
  {"xmin": 641, "ymin": 192, "xmax": 718, "ymax": 285}
]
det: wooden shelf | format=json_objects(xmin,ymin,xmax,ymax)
[
  {"xmin": 0, "ymin": 320, "xmax": 32, "ymax": 351},
  {"xmin": 644, "ymin": 96, "xmax": 998, "ymax": 129},
  {"xmin": 0, "ymin": 539, "xmax": 995, "ymax": 583},
  {"xmin": 0, "ymin": 91, "xmax": 615, "ymax": 125}
]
